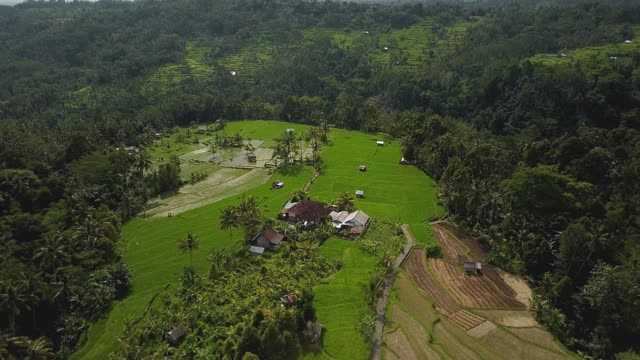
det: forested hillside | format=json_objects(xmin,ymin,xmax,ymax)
[{"xmin": 1, "ymin": 0, "xmax": 640, "ymax": 358}]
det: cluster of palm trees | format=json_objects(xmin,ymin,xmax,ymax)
[
  {"xmin": 271, "ymin": 127, "xmax": 327, "ymax": 170},
  {"xmin": 0, "ymin": 333, "xmax": 54, "ymax": 360},
  {"xmin": 272, "ymin": 130, "xmax": 299, "ymax": 167},
  {"xmin": 218, "ymin": 196, "xmax": 262, "ymax": 243}
]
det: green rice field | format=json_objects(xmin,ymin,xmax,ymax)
[{"xmin": 72, "ymin": 120, "xmax": 441, "ymax": 359}]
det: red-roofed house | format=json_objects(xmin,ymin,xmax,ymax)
[
  {"xmin": 282, "ymin": 200, "xmax": 331, "ymax": 226},
  {"xmin": 255, "ymin": 228, "xmax": 286, "ymax": 248}
]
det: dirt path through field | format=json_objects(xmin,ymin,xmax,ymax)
[
  {"xmin": 146, "ymin": 168, "xmax": 270, "ymax": 218},
  {"xmin": 371, "ymin": 224, "xmax": 415, "ymax": 360}
]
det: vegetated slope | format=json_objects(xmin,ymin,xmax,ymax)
[
  {"xmin": 74, "ymin": 121, "xmax": 439, "ymax": 359},
  {"xmin": 393, "ymin": 220, "xmax": 576, "ymax": 359},
  {"xmin": 528, "ymin": 27, "xmax": 640, "ymax": 80},
  {"xmin": 72, "ymin": 121, "xmax": 315, "ymax": 359},
  {"xmin": 303, "ymin": 17, "xmax": 473, "ymax": 70}
]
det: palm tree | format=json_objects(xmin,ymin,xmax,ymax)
[
  {"xmin": 33, "ymin": 235, "xmax": 68, "ymax": 281},
  {"xmin": 363, "ymin": 274, "xmax": 384, "ymax": 308},
  {"xmin": 219, "ymin": 206, "xmax": 240, "ymax": 243},
  {"xmin": 305, "ymin": 127, "xmax": 323, "ymax": 169},
  {"xmin": 177, "ymin": 232, "xmax": 201, "ymax": 267},
  {"xmin": 208, "ymin": 248, "xmax": 231, "ymax": 280},
  {"xmin": 0, "ymin": 279, "xmax": 37, "ymax": 336},
  {"xmin": 24, "ymin": 336, "xmax": 55, "ymax": 359},
  {"xmin": 334, "ymin": 192, "xmax": 355, "ymax": 212},
  {"xmin": 236, "ymin": 196, "xmax": 262, "ymax": 242},
  {"xmin": 134, "ymin": 152, "xmax": 152, "ymax": 176},
  {"xmin": 295, "ymin": 240, "xmax": 319, "ymax": 259}
]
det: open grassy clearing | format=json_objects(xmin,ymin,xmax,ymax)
[
  {"xmin": 309, "ymin": 128, "xmax": 443, "ymax": 245},
  {"xmin": 302, "ymin": 127, "xmax": 443, "ymax": 357},
  {"xmin": 141, "ymin": 41, "xmax": 213, "ymax": 98},
  {"xmin": 216, "ymin": 36, "xmax": 273, "ymax": 83}
]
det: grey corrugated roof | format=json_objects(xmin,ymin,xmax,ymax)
[{"xmin": 249, "ymin": 246, "xmax": 265, "ymax": 254}]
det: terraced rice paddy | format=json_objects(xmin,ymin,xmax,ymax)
[
  {"xmin": 383, "ymin": 268, "xmax": 575, "ymax": 360},
  {"xmin": 385, "ymin": 222, "xmax": 575, "ymax": 359},
  {"xmin": 427, "ymin": 259, "xmax": 524, "ymax": 309},
  {"xmin": 528, "ymin": 26, "xmax": 640, "ymax": 80},
  {"xmin": 304, "ymin": 18, "xmax": 475, "ymax": 70}
]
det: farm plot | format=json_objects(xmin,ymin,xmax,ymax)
[
  {"xmin": 428, "ymin": 259, "xmax": 524, "ymax": 309},
  {"xmin": 432, "ymin": 224, "xmax": 471, "ymax": 264},
  {"xmin": 405, "ymin": 248, "xmax": 458, "ymax": 315},
  {"xmin": 434, "ymin": 223, "xmax": 489, "ymax": 260},
  {"xmin": 403, "ymin": 248, "xmax": 486, "ymax": 330},
  {"xmin": 146, "ymin": 168, "xmax": 270, "ymax": 218},
  {"xmin": 433, "ymin": 223, "xmax": 520, "ymax": 300},
  {"xmin": 390, "ymin": 250, "xmax": 575, "ymax": 359}
]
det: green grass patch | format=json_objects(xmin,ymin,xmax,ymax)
[
  {"xmin": 309, "ymin": 128, "xmax": 443, "ymax": 245},
  {"xmin": 141, "ymin": 41, "xmax": 214, "ymax": 98},
  {"xmin": 302, "ymin": 238, "xmax": 378, "ymax": 360}
]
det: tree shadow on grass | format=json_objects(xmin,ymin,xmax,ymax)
[{"xmin": 277, "ymin": 164, "xmax": 305, "ymax": 176}]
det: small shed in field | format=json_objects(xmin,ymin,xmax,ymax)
[
  {"xmin": 248, "ymin": 153, "xmax": 257, "ymax": 162},
  {"xmin": 376, "ymin": 141, "xmax": 384, "ymax": 146},
  {"xmin": 249, "ymin": 246, "xmax": 265, "ymax": 255},
  {"xmin": 359, "ymin": 165, "xmax": 367, "ymax": 172},
  {"xmin": 197, "ymin": 127, "xmax": 206, "ymax": 134},
  {"xmin": 464, "ymin": 262, "xmax": 481, "ymax": 275},
  {"xmin": 165, "ymin": 325, "xmax": 188, "ymax": 345},
  {"xmin": 356, "ymin": 190, "xmax": 365, "ymax": 199}
]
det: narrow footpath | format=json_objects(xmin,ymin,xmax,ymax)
[{"xmin": 370, "ymin": 224, "xmax": 416, "ymax": 360}]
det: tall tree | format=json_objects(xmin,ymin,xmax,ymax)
[
  {"xmin": 33, "ymin": 234, "xmax": 68, "ymax": 281},
  {"xmin": 134, "ymin": 151, "xmax": 152, "ymax": 176},
  {"xmin": 177, "ymin": 232, "xmax": 201, "ymax": 267},
  {"xmin": 236, "ymin": 196, "xmax": 262, "ymax": 242},
  {"xmin": 0, "ymin": 279, "xmax": 37, "ymax": 336},
  {"xmin": 305, "ymin": 127, "xmax": 323, "ymax": 170},
  {"xmin": 333, "ymin": 192, "xmax": 355, "ymax": 212},
  {"xmin": 219, "ymin": 206, "xmax": 240, "ymax": 243}
]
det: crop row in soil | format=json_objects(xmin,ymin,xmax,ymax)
[
  {"xmin": 436, "ymin": 223, "xmax": 489, "ymax": 259},
  {"xmin": 428, "ymin": 259, "xmax": 524, "ymax": 309},
  {"xmin": 404, "ymin": 248, "xmax": 487, "ymax": 330}
]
